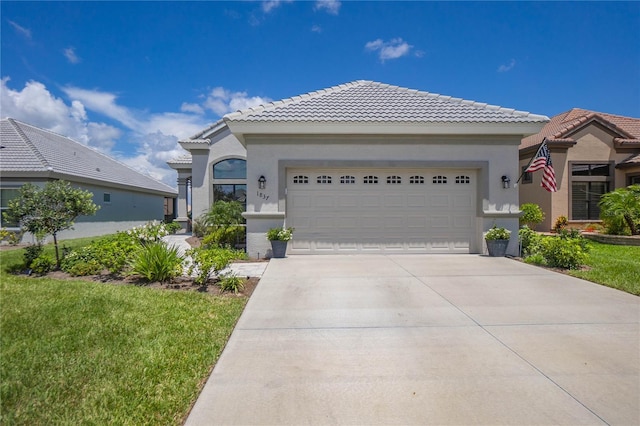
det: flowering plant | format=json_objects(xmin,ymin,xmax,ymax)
[
  {"xmin": 127, "ymin": 221, "xmax": 169, "ymax": 244},
  {"xmin": 485, "ymin": 225, "xmax": 511, "ymax": 241},
  {"xmin": 266, "ymin": 227, "xmax": 294, "ymax": 241}
]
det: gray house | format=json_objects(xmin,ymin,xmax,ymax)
[
  {"xmin": 1, "ymin": 118, "xmax": 177, "ymax": 242},
  {"xmin": 169, "ymin": 80, "xmax": 549, "ymax": 257}
]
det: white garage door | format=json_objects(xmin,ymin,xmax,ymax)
[{"xmin": 287, "ymin": 168, "xmax": 476, "ymax": 254}]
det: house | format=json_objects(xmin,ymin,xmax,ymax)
[
  {"xmin": 519, "ymin": 109, "xmax": 640, "ymax": 231},
  {"xmin": 169, "ymin": 80, "xmax": 549, "ymax": 257},
  {"xmin": 1, "ymin": 118, "xmax": 178, "ymax": 242}
]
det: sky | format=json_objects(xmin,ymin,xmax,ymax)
[{"xmin": 2, "ymin": 1, "xmax": 639, "ymax": 188}]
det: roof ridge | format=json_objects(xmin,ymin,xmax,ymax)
[
  {"xmin": 7, "ymin": 118, "xmax": 52, "ymax": 170},
  {"xmin": 8, "ymin": 118, "xmax": 175, "ymax": 192},
  {"xmin": 551, "ymin": 112, "xmax": 635, "ymax": 140}
]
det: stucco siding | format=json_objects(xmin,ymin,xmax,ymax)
[{"xmin": 244, "ymin": 135, "xmax": 521, "ymax": 257}]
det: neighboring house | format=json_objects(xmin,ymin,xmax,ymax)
[
  {"xmin": 1, "ymin": 118, "xmax": 177, "ymax": 242},
  {"xmin": 519, "ymin": 109, "xmax": 640, "ymax": 231},
  {"xmin": 169, "ymin": 80, "xmax": 548, "ymax": 257}
]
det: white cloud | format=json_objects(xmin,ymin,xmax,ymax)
[
  {"xmin": 262, "ymin": 0, "xmax": 292, "ymax": 13},
  {"xmin": 63, "ymin": 47, "xmax": 80, "ymax": 64},
  {"xmin": 62, "ymin": 86, "xmax": 140, "ymax": 130},
  {"xmin": 498, "ymin": 59, "xmax": 516, "ymax": 73},
  {"xmin": 203, "ymin": 87, "xmax": 270, "ymax": 116},
  {"xmin": 8, "ymin": 20, "xmax": 31, "ymax": 39},
  {"xmin": 180, "ymin": 102, "xmax": 204, "ymax": 115},
  {"xmin": 365, "ymin": 38, "xmax": 413, "ymax": 62},
  {"xmin": 311, "ymin": 25, "xmax": 322, "ymax": 33},
  {"xmin": 314, "ymin": 0, "xmax": 341, "ymax": 15}
]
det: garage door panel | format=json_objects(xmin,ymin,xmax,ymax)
[{"xmin": 287, "ymin": 168, "xmax": 475, "ymax": 254}]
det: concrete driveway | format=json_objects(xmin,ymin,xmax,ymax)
[{"xmin": 185, "ymin": 255, "xmax": 639, "ymax": 425}]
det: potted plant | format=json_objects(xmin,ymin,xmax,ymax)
[
  {"xmin": 485, "ymin": 225, "xmax": 511, "ymax": 257},
  {"xmin": 266, "ymin": 227, "xmax": 294, "ymax": 258}
]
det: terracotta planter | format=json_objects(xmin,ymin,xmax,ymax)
[
  {"xmin": 486, "ymin": 239, "xmax": 509, "ymax": 257},
  {"xmin": 270, "ymin": 240, "xmax": 288, "ymax": 258}
]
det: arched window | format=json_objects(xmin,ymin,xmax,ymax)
[
  {"xmin": 432, "ymin": 176, "xmax": 447, "ymax": 184},
  {"xmin": 213, "ymin": 158, "xmax": 247, "ymax": 208}
]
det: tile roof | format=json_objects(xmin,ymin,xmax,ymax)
[
  {"xmin": 520, "ymin": 108, "xmax": 640, "ymax": 150},
  {"xmin": 167, "ymin": 154, "xmax": 192, "ymax": 165},
  {"xmin": 1, "ymin": 118, "xmax": 177, "ymax": 196},
  {"xmin": 617, "ymin": 153, "xmax": 640, "ymax": 169},
  {"xmin": 225, "ymin": 80, "xmax": 549, "ymax": 124}
]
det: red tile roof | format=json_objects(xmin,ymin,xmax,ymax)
[{"xmin": 520, "ymin": 108, "xmax": 640, "ymax": 150}]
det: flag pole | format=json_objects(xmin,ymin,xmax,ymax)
[{"xmin": 516, "ymin": 138, "xmax": 547, "ymax": 184}]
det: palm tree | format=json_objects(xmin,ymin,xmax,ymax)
[{"xmin": 599, "ymin": 185, "xmax": 640, "ymax": 235}]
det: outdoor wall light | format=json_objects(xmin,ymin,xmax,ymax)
[
  {"xmin": 258, "ymin": 175, "xmax": 266, "ymax": 190},
  {"xmin": 501, "ymin": 175, "xmax": 511, "ymax": 189}
]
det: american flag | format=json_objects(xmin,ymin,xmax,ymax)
[{"xmin": 525, "ymin": 141, "xmax": 557, "ymax": 192}]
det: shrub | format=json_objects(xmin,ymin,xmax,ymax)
[
  {"xmin": 91, "ymin": 232, "xmax": 139, "ymax": 274},
  {"xmin": 186, "ymin": 247, "xmax": 245, "ymax": 286},
  {"xmin": 538, "ymin": 236, "xmax": 588, "ymax": 269},
  {"xmin": 127, "ymin": 221, "xmax": 170, "ymax": 244},
  {"xmin": 0, "ymin": 228, "xmax": 22, "ymax": 245},
  {"xmin": 23, "ymin": 244, "xmax": 44, "ymax": 269},
  {"xmin": 519, "ymin": 203, "xmax": 545, "ymax": 229},
  {"xmin": 218, "ymin": 273, "xmax": 245, "ymax": 294},
  {"xmin": 202, "ymin": 225, "xmax": 245, "ymax": 248},
  {"xmin": 523, "ymin": 253, "xmax": 546, "ymax": 266},
  {"xmin": 67, "ymin": 260, "xmax": 103, "ymax": 276},
  {"xmin": 129, "ymin": 242, "xmax": 183, "ymax": 282},
  {"xmin": 553, "ymin": 215, "xmax": 568, "ymax": 232},
  {"xmin": 602, "ymin": 216, "xmax": 631, "ymax": 236},
  {"xmin": 518, "ymin": 226, "xmax": 542, "ymax": 257},
  {"xmin": 191, "ymin": 216, "xmax": 207, "ymax": 238},
  {"xmin": 599, "ymin": 184, "xmax": 640, "ymax": 235},
  {"xmin": 60, "ymin": 246, "xmax": 97, "ymax": 274},
  {"xmin": 164, "ymin": 221, "xmax": 182, "ymax": 234},
  {"xmin": 30, "ymin": 255, "xmax": 55, "ymax": 275}
]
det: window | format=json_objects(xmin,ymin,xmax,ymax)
[
  {"xmin": 340, "ymin": 175, "xmax": 355, "ymax": 184},
  {"xmin": 409, "ymin": 175, "xmax": 425, "ymax": 184},
  {"xmin": 103, "ymin": 193, "xmax": 111, "ymax": 203},
  {"xmin": 432, "ymin": 176, "xmax": 447, "ymax": 184},
  {"xmin": 570, "ymin": 163, "xmax": 612, "ymax": 220},
  {"xmin": 293, "ymin": 175, "xmax": 309, "ymax": 184},
  {"xmin": 628, "ymin": 175, "xmax": 640, "ymax": 185},
  {"xmin": 213, "ymin": 158, "xmax": 247, "ymax": 209},
  {"xmin": 0, "ymin": 188, "xmax": 20, "ymax": 228},
  {"xmin": 363, "ymin": 176, "xmax": 379, "ymax": 184},
  {"xmin": 386, "ymin": 176, "xmax": 402, "ymax": 184},
  {"xmin": 455, "ymin": 175, "xmax": 470, "ymax": 184},
  {"xmin": 521, "ymin": 166, "xmax": 533, "ymax": 184},
  {"xmin": 317, "ymin": 175, "xmax": 332, "ymax": 184}
]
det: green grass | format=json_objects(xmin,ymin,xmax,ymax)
[
  {"xmin": 567, "ymin": 241, "xmax": 640, "ymax": 295},
  {"xmin": 1, "ymin": 242, "xmax": 248, "ymax": 425}
]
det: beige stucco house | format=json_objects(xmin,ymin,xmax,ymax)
[
  {"xmin": 519, "ymin": 109, "xmax": 640, "ymax": 231},
  {"xmin": 169, "ymin": 80, "xmax": 548, "ymax": 258}
]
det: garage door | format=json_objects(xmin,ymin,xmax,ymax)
[{"xmin": 287, "ymin": 168, "xmax": 476, "ymax": 254}]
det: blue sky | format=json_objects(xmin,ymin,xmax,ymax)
[{"xmin": 2, "ymin": 1, "xmax": 639, "ymax": 187}]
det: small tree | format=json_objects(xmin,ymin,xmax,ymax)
[
  {"xmin": 3, "ymin": 181, "xmax": 99, "ymax": 267},
  {"xmin": 599, "ymin": 185, "xmax": 640, "ymax": 235},
  {"xmin": 201, "ymin": 200, "xmax": 245, "ymax": 248},
  {"xmin": 519, "ymin": 203, "xmax": 545, "ymax": 229}
]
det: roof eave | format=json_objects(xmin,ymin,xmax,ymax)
[{"xmin": 226, "ymin": 121, "xmax": 548, "ymax": 145}]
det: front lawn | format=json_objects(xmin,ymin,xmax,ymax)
[
  {"xmin": 567, "ymin": 241, "xmax": 640, "ymax": 296},
  {"xmin": 1, "ymin": 244, "xmax": 247, "ymax": 425}
]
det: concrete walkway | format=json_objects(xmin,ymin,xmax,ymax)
[
  {"xmin": 185, "ymin": 255, "xmax": 639, "ymax": 425},
  {"xmin": 162, "ymin": 234, "xmax": 267, "ymax": 278}
]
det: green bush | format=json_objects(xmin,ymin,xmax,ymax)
[
  {"xmin": 218, "ymin": 273, "xmax": 245, "ymax": 294},
  {"xmin": 519, "ymin": 203, "xmax": 545, "ymax": 229},
  {"xmin": 202, "ymin": 225, "xmax": 245, "ymax": 248},
  {"xmin": 164, "ymin": 221, "xmax": 182, "ymax": 234},
  {"xmin": 30, "ymin": 255, "xmax": 55, "ymax": 275},
  {"xmin": 191, "ymin": 216, "xmax": 206, "ymax": 238},
  {"xmin": 553, "ymin": 215, "xmax": 568, "ymax": 232},
  {"xmin": 538, "ymin": 236, "xmax": 588, "ymax": 270},
  {"xmin": 129, "ymin": 242, "xmax": 183, "ymax": 282},
  {"xmin": 23, "ymin": 244, "xmax": 44, "ymax": 269},
  {"xmin": 67, "ymin": 260, "xmax": 103, "ymax": 276},
  {"xmin": 518, "ymin": 226, "xmax": 542, "ymax": 257},
  {"xmin": 127, "ymin": 221, "xmax": 170, "ymax": 244},
  {"xmin": 602, "ymin": 216, "xmax": 631, "ymax": 236},
  {"xmin": 91, "ymin": 232, "xmax": 139, "ymax": 273},
  {"xmin": 523, "ymin": 253, "xmax": 546, "ymax": 266},
  {"xmin": 186, "ymin": 247, "xmax": 245, "ymax": 286}
]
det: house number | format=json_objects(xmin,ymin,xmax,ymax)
[{"xmin": 257, "ymin": 191, "xmax": 270, "ymax": 201}]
